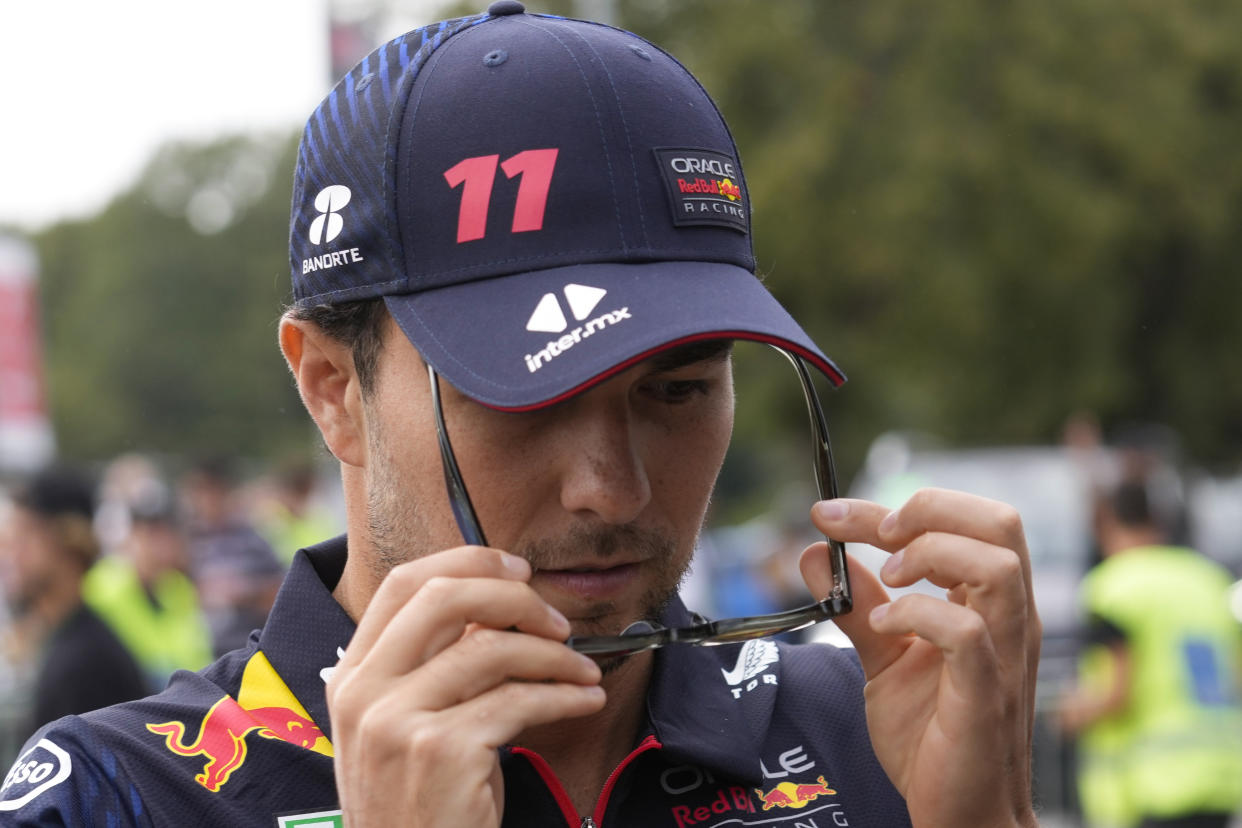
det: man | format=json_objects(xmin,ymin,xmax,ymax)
[
  {"xmin": 1060, "ymin": 480, "xmax": 1242, "ymax": 828},
  {"xmin": 0, "ymin": 5, "xmax": 1040, "ymax": 826},
  {"xmin": 82, "ymin": 493, "xmax": 213, "ymax": 691},
  {"xmin": 0, "ymin": 467, "xmax": 147, "ymax": 747}
]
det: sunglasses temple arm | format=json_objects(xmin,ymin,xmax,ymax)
[
  {"xmin": 429, "ymin": 365, "xmax": 489, "ymax": 548},
  {"xmin": 782, "ymin": 351, "xmax": 852, "ymax": 610}
]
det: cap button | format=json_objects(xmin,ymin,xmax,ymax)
[{"xmin": 487, "ymin": 0, "xmax": 525, "ymax": 15}]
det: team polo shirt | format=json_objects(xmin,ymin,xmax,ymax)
[{"xmin": 1, "ymin": 536, "xmax": 911, "ymax": 827}]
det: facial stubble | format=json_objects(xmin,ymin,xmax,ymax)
[{"xmin": 363, "ymin": 413, "xmax": 694, "ymax": 637}]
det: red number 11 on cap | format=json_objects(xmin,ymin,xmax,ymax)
[{"xmin": 444, "ymin": 148, "xmax": 560, "ymax": 243}]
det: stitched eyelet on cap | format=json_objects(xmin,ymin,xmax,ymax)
[
  {"xmin": 483, "ymin": 49, "xmax": 508, "ymax": 67},
  {"xmin": 487, "ymin": 0, "xmax": 525, "ymax": 15}
]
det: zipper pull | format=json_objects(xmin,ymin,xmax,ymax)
[{"xmin": 580, "ymin": 819, "xmax": 597, "ymax": 828}]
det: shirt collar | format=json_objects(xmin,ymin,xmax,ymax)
[
  {"xmin": 257, "ymin": 535, "xmax": 355, "ymax": 743},
  {"xmin": 645, "ymin": 597, "xmax": 779, "ymax": 785}
]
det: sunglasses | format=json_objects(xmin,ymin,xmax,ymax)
[{"xmin": 428, "ymin": 345, "xmax": 852, "ymax": 659}]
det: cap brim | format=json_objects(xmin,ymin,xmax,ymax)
[{"xmin": 385, "ymin": 261, "xmax": 844, "ymax": 411}]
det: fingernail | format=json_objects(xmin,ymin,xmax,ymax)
[
  {"xmin": 547, "ymin": 604, "xmax": 570, "ymax": 631},
  {"xmin": 878, "ymin": 510, "xmax": 898, "ymax": 535},
  {"xmin": 870, "ymin": 603, "xmax": 890, "ymax": 624},
  {"xmin": 881, "ymin": 549, "xmax": 903, "ymax": 579},
  {"xmin": 503, "ymin": 554, "xmax": 531, "ymax": 576},
  {"xmin": 814, "ymin": 500, "xmax": 849, "ymax": 521}
]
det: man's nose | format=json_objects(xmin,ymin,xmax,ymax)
[{"xmin": 558, "ymin": 404, "xmax": 651, "ymax": 526}]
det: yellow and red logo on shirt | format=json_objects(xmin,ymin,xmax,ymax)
[
  {"xmin": 753, "ymin": 775, "xmax": 837, "ymax": 810},
  {"xmin": 146, "ymin": 651, "xmax": 331, "ymax": 793}
]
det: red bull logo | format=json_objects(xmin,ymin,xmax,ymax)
[
  {"xmin": 147, "ymin": 698, "xmax": 325, "ymax": 793},
  {"xmin": 754, "ymin": 775, "xmax": 837, "ymax": 810},
  {"xmin": 147, "ymin": 650, "xmax": 331, "ymax": 792},
  {"xmin": 677, "ymin": 177, "xmax": 743, "ymax": 201}
]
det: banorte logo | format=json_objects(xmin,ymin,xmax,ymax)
[
  {"xmin": 309, "ymin": 185, "xmax": 351, "ymax": 245},
  {"xmin": 753, "ymin": 775, "xmax": 837, "ymax": 811}
]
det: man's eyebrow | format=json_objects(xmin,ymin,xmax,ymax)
[{"xmin": 648, "ymin": 339, "xmax": 734, "ymax": 373}]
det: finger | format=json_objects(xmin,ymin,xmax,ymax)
[
  {"xmin": 410, "ymin": 630, "xmax": 602, "ymax": 710},
  {"xmin": 876, "ymin": 488, "xmax": 1040, "ymax": 731},
  {"xmin": 876, "ymin": 489, "xmax": 1033, "ymax": 606},
  {"xmin": 870, "ymin": 593, "xmax": 1001, "ymax": 693},
  {"xmin": 811, "ymin": 498, "xmax": 903, "ymax": 553},
  {"xmin": 800, "ymin": 544, "xmax": 904, "ymax": 678},
  {"xmin": 359, "ymin": 577, "xmax": 569, "ymax": 678},
  {"xmin": 881, "ymin": 532, "xmax": 1028, "ymax": 656},
  {"xmin": 347, "ymin": 546, "xmax": 532, "ymax": 661},
  {"xmin": 447, "ymin": 681, "xmax": 609, "ymax": 748}
]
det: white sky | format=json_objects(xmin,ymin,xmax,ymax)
[{"xmin": 0, "ymin": 0, "xmax": 447, "ymax": 232}]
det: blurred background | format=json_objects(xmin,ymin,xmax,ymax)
[{"xmin": 3, "ymin": 1, "xmax": 1242, "ymax": 824}]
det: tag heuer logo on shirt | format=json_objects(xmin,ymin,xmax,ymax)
[{"xmin": 276, "ymin": 809, "xmax": 343, "ymax": 827}]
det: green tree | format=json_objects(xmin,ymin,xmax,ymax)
[
  {"xmin": 611, "ymin": 0, "xmax": 1242, "ymax": 475},
  {"xmin": 33, "ymin": 132, "xmax": 311, "ymax": 464},
  {"xmin": 24, "ymin": 0, "xmax": 1242, "ymax": 490}
]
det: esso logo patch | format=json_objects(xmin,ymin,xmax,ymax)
[{"xmin": 0, "ymin": 739, "xmax": 72, "ymax": 811}]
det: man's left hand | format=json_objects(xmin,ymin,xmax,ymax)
[{"xmin": 801, "ymin": 488, "xmax": 1041, "ymax": 828}]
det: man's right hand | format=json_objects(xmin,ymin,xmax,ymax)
[{"xmin": 325, "ymin": 547, "xmax": 606, "ymax": 827}]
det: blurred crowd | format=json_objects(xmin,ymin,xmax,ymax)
[{"xmin": 0, "ymin": 453, "xmax": 340, "ymax": 764}]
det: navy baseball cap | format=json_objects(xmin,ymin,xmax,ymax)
[{"xmin": 290, "ymin": 1, "xmax": 844, "ymax": 410}]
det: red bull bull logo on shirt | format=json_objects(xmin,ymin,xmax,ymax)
[
  {"xmin": 754, "ymin": 775, "xmax": 837, "ymax": 810},
  {"xmin": 147, "ymin": 651, "xmax": 331, "ymax": 793}
]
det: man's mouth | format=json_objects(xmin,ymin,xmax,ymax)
[{"xmin": 531, "ymin": 561, "xmax": 642, "ymax": 601}]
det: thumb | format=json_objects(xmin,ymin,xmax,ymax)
[{"xmin": 799, "ymin": 544, "xmax": 903, "ymax": 678}]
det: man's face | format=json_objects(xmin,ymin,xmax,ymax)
[
  {"xmin": 359, "ymin": 317, "xmax": 734, "ymax": 638},
  {"xmin": 0, "ymin": 507, "xmax": 60, "ymax": 614}
]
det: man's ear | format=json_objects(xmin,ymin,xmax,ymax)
[{"xmin": 279, "ymin": 315, "xmax": 367, "ymax": 467}]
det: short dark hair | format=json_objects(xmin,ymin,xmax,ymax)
[
  {"xmin": 1110, "ymin": 480, "xmax": 1155, "ymax": 529},
  {"xmin": 285, "ymin": 298, "xmax": 388, "ymax": 397},
  {"xmin": 13, "ymin": 466, "xmax": 100, "ymax": 570},
  {"xmin": 14, "ymin": 466, "xmax": 96, "ymax": 522}
]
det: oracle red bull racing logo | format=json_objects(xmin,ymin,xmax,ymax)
[
  {"xmin": 654, "ymin": 147, "xmax": 749, "ymax": 233},
  {"xmin": 147, "ymin": 697, "xmax": 326, "ymax": 792},
  {"xmin": 754, "ymin": 775, "xmax": 837, "ymax": 810}
]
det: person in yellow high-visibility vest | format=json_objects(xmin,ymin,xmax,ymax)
[
  {"xmin": 1060, "ymin": 479, "xmax": 1242, "ymax": 828},
  {"xmin": 83, "ymin": 500, "xmax": 212, "ymax": 692}
]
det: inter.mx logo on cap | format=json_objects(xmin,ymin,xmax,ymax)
[
  {"xmin": 523, "ymin": 284, "xmax": 631, "ymax": 374},
  {"xmin": 301, "ymin": 185, "xmax": 365, "ymax": 276}
]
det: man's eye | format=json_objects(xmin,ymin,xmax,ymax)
[{"xmin": 645, "ymin": 379, "xmax": 709, "ymax": 403}]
